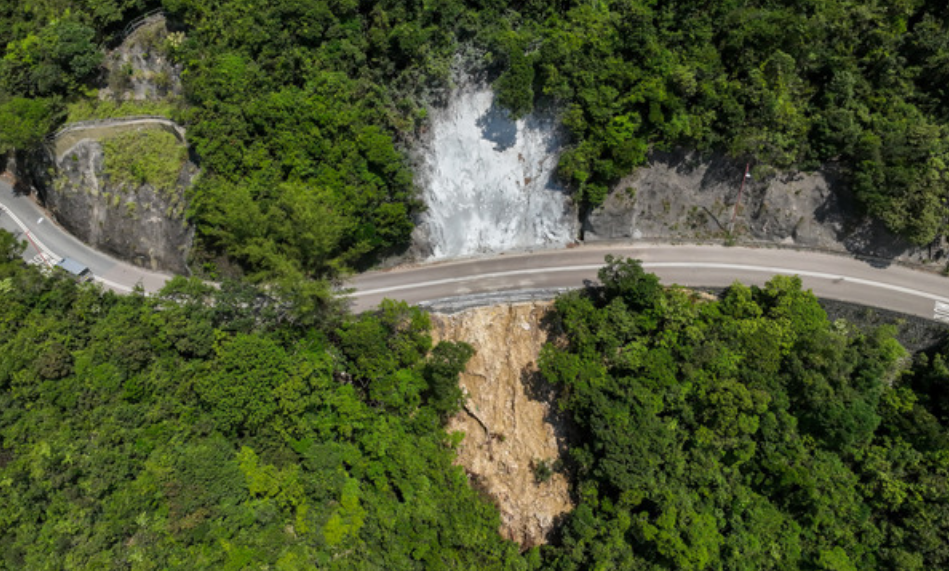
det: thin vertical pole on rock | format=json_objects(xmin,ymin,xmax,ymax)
[{"xmin": 729, "ymin": 163, "xmax": 751, "ymax": 234}]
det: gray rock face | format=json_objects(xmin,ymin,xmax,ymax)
[
  {"xmin": 100, "ymin": 17, "xmax": 184, "ymax": 102},
  {"xmin": 584, "ymin": 149, "xmax": 947, "ymax": 265},
  {"xmin": 584, "ymin": 151, "xmax": 741, "ymax": 242},
  {"xmin": 581, "ymin": 187, "xmax": 639, "ymax": 241},
  {"xmin": 36, "ymin": 136, "xmax": 194, "ymax": 274},
  {"xmin": 746, "ymin": 168, "xmax": 847, "ymax": 248}
]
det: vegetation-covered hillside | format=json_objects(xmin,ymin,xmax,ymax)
[
  {"xmin": 3, "ymin": 232, "xmax": 949, "ymax": 569},
  {"xmin": 4, "ymin": 2, "xmax": 949, "ymax": 564},
  {"xmin": 0, "ymin": 231, "xmax": 526, "ymax": 569},
  {"xmin": 539, "ymin": 256, "xmax": 949, "ymax": 570},
  {"xmin": 4, "ymin": 1, "xmax": 949, "ymax": 283}
]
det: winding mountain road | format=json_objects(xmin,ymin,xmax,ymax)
[
  {"xmin": 3, "ymin": 178, "xmax": 948, "ymax": 321},
  {"xmin": 0, "ymin": 180, "xmax": 171, "ymax": 292},
  {"xmin": 351, "ymin": 246, "xmax": 949, "ymax": 322}
]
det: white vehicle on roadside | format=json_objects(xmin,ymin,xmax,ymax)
[{"xmin": 56, "ymin": 257, "xmax": 94, "ymax": 282}]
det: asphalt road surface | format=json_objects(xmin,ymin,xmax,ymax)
[
  {"xmin": 0, "ymin": 179, "xmax": 171, "ymax": 292},
  {"xmin": 3, "ymin": 178, "xmax": 948, "ymax": 321},
  {"xmin": 350, "ymin": 244, "xmax": 949, "ymax": 322}
]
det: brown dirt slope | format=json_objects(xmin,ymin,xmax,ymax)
[{"xmin": 431, "ymin": 302, "xmax": 573, "ymax": 547}]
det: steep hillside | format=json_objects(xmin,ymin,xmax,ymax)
[{"xmin": 431, "ymin": 302, "xmax": 574, "ymax": 547}]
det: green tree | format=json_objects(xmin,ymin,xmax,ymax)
[
  {"xmin": 0, "ymin": 96, "xmax": 58, "ymax": 152},
  {"xmin": 1, "ymin": 19, "xmax": 102, "ymax": 96}
]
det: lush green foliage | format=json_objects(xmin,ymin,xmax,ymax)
[
  {"xmin": 0, "ymin": 0, "xmax": 154, "ymax": 152},
  {"xmin": 0, "ymin": 96, "xmax": 59, "ymax": 153},
  {"xmin": 4, "ymin": 231, "xmax": 949, "ymax": 569},
  {"xmin": 65, "ymin": 98, "xmax": 181, "ymax": 122},
  {"xmin": 1, "ymin": 17, "xmax": 102, "ymax": 97},
  {"xmin": 537, "ymin": 256, "xmax": 949, "ymax": 569},
  {"xmin": 479, "ymin": 1, "xmax": 949, "ymax": 243},
  {"xmin": 127, "ymin": 0, "xmax": 949, "ymax": 254},
  {"xmin": 160, "ymin": 0, "xmax": 468, "ymax": 281},
  {"xmin": 101, "ymin": 128, "xmax": 187, "ymax": 194},
  {"xmin": 0, "ymin": 231, "xmax": 528, "ymax": 570},
  {"xmin": 5, "ymin": 1, "xmax": 949, "ymax": 274}
]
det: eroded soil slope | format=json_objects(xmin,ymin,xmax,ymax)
[{"xmin": 430, "ymin": 302, "xmax": 573, "ymax": 547}]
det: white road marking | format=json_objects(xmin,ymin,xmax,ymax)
[
  {"xmin": 93, "ymin": 276, "xmax": 134, "ymax": 292},
  {"xmin": 352, "ymin": 265, "xmax": 603, "ymax": 296},
  {"xmin": 7, "ymin": 193, "xmax": 949, "ymax": 312},
  {"xmin": 353, "ymin": 262, "xmax": 949, "ymax": 305},
  {"xmin": 4, "ymin": 201, "xmax": 135, "ymax": 292},
  {"xmin": 0, "ymin": 202, "xmax": 57, "ymax": 260}
]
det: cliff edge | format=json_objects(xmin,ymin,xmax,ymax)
[{"xmin": 34, "ymin": 125, "xmax": 195, "ymax": 273}]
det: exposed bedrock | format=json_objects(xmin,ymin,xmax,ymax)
[
  {"xmin": 583, "ymin": 149, "xmax": 948, "ymax": 265},
  {"xmin": 100, "ymin": 16, "xmax": 185, "ymax": 102},
  {"xmin": 411, "ymin": 82, "xmax": 946, "ymax": 267},
  {"xmin": 31, "ymin": 130, "xmax": 195, "ymax": 274},
  {"xmin": 10, "ymin": 14, "xmax": 195, "ymax": 275}
]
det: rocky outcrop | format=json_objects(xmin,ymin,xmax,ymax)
[
  {"xmin": 100, "ymin": 16, "xmax": 184, "ymax": 102},
  {"xmin": 583, "ymin": 149, "xmax": 948, "ymax": 265},
  {"xmin": 430, "ymin": 302, "xmax": 574, "ymax": 547},
  {"xmin": 33, "ymin": 127, "xmax": 195, "ymax": 273},
  {"xmin": 12, "ymin": 13, "xmax": 196, "ymax": 274}
]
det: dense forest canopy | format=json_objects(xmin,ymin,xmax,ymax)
[
  {"xmin": 3, "ymin": 231, "xmax": 949, "ymax": 569},
  {"xmin": 3, "ymin": 0, "xmax": 949, "ymax": 283},
  {"xmin": 0, "ymin": 230, "xmax": 529, "ymax": 569},
  {"xmin": 4, "ymin": 4, "xmax": 949, "ymax": 568},
  {"xmin": 539, "ymin": 256, "xmax": 949, "ymax": 570}
]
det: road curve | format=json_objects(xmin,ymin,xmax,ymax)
[
  {"xmin": 0, "ymin": 179, "xmax": 172, "ymax": 292},
  {"xmin": 349, "ymin": 244, "xmax": 949, "ymax": 322},
  {"xmin": 50, "ymin": 116, "xmax": 187, "ymax": 160},
  {"xmin": 3, "ymin": 177, "xmax": 948, "ymax": 320}
]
